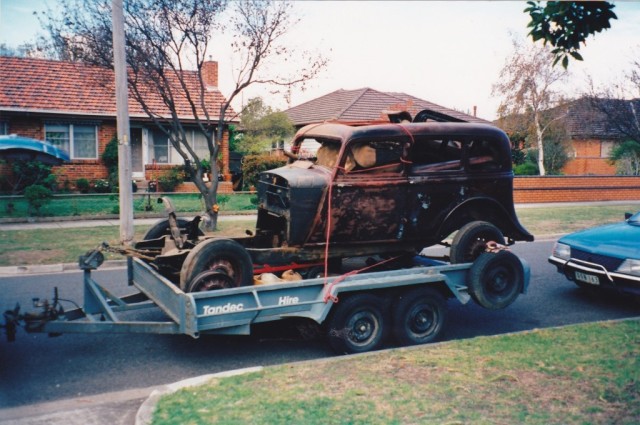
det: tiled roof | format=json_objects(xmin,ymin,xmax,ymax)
[
  {"xmin": 0, "ymin": 56, "xmax": 235, "ymax": 122},
  {"xmin": 564, "ymin": 97, "xmax": 640, "ymax": 140},
  {"xmin": 284, "ymin": 87, "xmax": 490, "ymax": 126}
]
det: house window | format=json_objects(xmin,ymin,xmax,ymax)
[
  {"xmin": 148, "ymin": 128, "xmax": 213, "ymax": 164},
  {"xmin": 187, "ymin": 130, "xmax": 211, "ymax": 159},
  {"xmin": 601, "ymin": 141, "xmax": 615, "ymax": 158},
  {"xmin": 45, "ymin": 124, "xmax": 97, "ymax": 159},
  {"xmin": 0, "ymin": 122, "xmax": 8, "ymax": 135}
]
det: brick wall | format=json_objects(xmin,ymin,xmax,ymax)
[
  {"xmin": 514, "ymin": 176, "xmax": 640, "ymax": 203},
  {"xmin": 562, "ymin": 138, "xmax": 617, "ymax": 175}
]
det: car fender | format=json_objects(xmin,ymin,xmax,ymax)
[{"xmin": 436, "ymin": 197, "xmax": 533, "ymax": 242}]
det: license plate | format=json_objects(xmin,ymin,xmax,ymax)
[{"xmin": 575, "ymin": 271, "xmax": 600, "ymax": 285}]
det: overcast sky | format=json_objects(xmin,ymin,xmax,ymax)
[{"xmin": 1, "ymin": 0, "xmax": 639, "ymax": 120}]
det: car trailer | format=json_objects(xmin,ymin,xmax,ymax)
[{"xmin": 2, "ymin": 247, "xmax": 529, "ymax": 354}]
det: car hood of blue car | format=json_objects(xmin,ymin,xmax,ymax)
[{"xmin": 559, "ymin": 217, "xmax": 640, "ymax": 260}]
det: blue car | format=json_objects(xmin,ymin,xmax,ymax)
[{"xmin": 549, "ymin": 211, "xmax": 640, "ymax": 296}]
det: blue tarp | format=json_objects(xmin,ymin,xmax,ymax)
[{"xmin": 0, "ymin": 134, "xmax": 70, "ymax": 164}]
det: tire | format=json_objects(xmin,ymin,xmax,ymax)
[
  {"xmin": 179, "ymin": 239, "xmax": 253, "ymax": 292},
  {"xmin": 450, "ymin": 221, "xmax": 504, "ymax": 264},
  {"xmin": 467, "ymin": 251, "xmax": 524, "ymax": 310},
  {"xmin": 326, "ymin": 293, "xmax": 388, "ymax": 354},
  {"xmin": 142, "ymin": 218, "xmax": 203, "ymax": 240},
  {"xmin": 392, "ymin": 287, "xmax": 447, "ymax": 346}
]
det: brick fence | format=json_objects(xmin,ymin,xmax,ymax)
[{"xmin": 514, "ymin": 176, "xmax": 640, "ymax": 203}]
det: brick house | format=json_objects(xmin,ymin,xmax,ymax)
[
  {"xmin": 0, "ymin": 56, "xmax": 237, "ymax": 191},
  {"xmin": 284, "ymin": 87, "xmax": 490, "ymax": 128},
  {"xmin": 562, "ymin": 97, "xmax": 640, "ymax": 175}
]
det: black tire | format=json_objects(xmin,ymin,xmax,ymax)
[
  {"xmin": 142, "ymin": 218, "xmax": 204, "ymax": 240},
  {"xmin": 392, "ymin": 287, "xmax": 447, "ymax": 346},
  {"xmin": 467, "ymin": 251, "xmax": 524, "ymax": 310},
  {"xmin": 326, "ymin": 294, "xmax": 388, "ymax": 354},
  {"xmin": 450, "ymin": 221, "xmax": 504, "ymax": 264},
  {"xmin": 179, "ymin": 239, "xmax": 253, "ymax": 292}
]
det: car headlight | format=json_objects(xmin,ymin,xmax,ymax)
[
  {"xmin": 552, "ymin": 242, "xmax": 571, "ymax": 261},
  {"xmin": 616, "ymin": 259, "xmax": 640, "ymax": 277}
]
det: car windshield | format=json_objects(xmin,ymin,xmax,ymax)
[{"xmin": 628, "ymin": 211, "xmax": 640, "ymax": 225}]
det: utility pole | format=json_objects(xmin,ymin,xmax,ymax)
[{"xmin": 111, "ymin": 0, "xmax": 134, "ymax": 245}]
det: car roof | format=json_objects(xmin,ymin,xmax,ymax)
[{"xmin": 295, "ymin": 121, "xmax": 509, "ymax": 144}]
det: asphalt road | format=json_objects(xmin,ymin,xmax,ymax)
[{"xmin": 1, "ymin": 240, "xmax": 639, "ymax": 411}]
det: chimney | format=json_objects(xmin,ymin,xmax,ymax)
[
  {"xmin": 473, "ymin": 105, "xmax": 477, "ymax": 117},
  {"xmin": 202, "ymin": 60, "xmax": 218, "ymax": 88}
]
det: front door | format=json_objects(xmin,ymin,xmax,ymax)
[{"xmin": 131, "ymin": 128, "xmax": 143, "ymax": 176}]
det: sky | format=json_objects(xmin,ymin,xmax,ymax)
[{"xmin": 1, "ymin": 0, "xmax": 639, "ymax": 121}]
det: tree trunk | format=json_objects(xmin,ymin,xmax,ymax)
[
  {"xmin": 534, "ymin": 112, "xmax": 546, "ymax": 176},
  {"xmin": 202, "ymin": 160, "xmax": 220, "ymax": 231}
]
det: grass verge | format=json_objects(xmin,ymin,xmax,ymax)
[
  {"xmin": 0, "ymin": 220, "xmax": 256, "ymax": 266},
  {"xmin": 152, "ymin": 320, "xmax": 640, "ymax": 425}
]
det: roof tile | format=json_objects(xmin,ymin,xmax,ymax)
[{"xmin": 0, "ymin": 56, "xmax": 234, "ymax": 122}]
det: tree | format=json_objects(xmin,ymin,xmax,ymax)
[
  {"xmin": 39, "ymin": 0, "xmax": 326, "ymax": 230},
  {"xmin": 525, "ymin": 1, "xmax": 617, "ymax": 68},
  {"xmin": 609, "ymin": 140, "xmax": 640, "ymax": 175},
  {"xmin": 585, "ymin": 54, "xmax": 640, "ymax": 174},
  {"xmin": 492, "ymin": 39, "xmax": 569, "ymax": 175},
  {"xmin": 236, "ymin": 97, "xmax": 294, "ymax": 154}
]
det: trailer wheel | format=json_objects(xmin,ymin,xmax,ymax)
[
  {"xmin": 180, "ymin": 239, "xmax": 253, "ymax": 292},
  {"xmin": 468, "ymin": 251, "xmax": 523, "ymax": 310},
  {"xmin": 326, "ymin": 294, "xmax": 388, "ymax": 354},
  {"xmin": 392, "ymin": 287, "xmax": 447, "ymax": 346},
  {"xmin": 142, "ymin": 218, "xmax": 204, "ymax": 240},
  {"xmin": 450, "ymin": 221, "xmax": 504, "ymax": 264}
]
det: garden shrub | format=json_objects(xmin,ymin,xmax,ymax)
[
  {"xmin": 242, "ymin": 154, "xmax": 287, "ymax": 190},
  {"xmin": 157, "ymin": 166, "xmax": 186, "ymax": 192},
  {"xmin": 76, "ymin": 178, "xmax": 90, "ymax": 193},
  {"xmin": 24, "ymin": 184, "xmax": 53, "ymax": 215},
  {"xmin": 514, "ymin": 162, "xmax": 539, "ymax": 175},
  {"xmin": 93, "ymin": 179, "xmax": 111, "ymax": 193},
  {"xmin": 7, "ymin": 160, "xmax": 57, "ymax": 194}
]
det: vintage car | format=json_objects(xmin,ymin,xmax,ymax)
[
  {"xmin": 549, "ymin": 211, "xmax": 640, "ymax": 296},
  {"xmin": 135, "ymin": 118, "xmax": 533, "ymax": 298}
]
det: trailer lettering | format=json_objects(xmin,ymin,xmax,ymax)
[
  {"xmin": 202, "ymin": 303, "xmax": 244, "ymax": 316},
  {"xmin": 278, "ymin": 295, "xmax": 299, "ymax": 306}
]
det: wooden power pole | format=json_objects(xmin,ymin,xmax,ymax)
[{"xmin": 111, "ymin": 0, "xmax": 134, "ymax": 245}]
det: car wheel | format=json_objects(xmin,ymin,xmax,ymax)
[
  {"xmin": 450, "ymin": 221, "xmax": 504, "ymax": 264},
  {"xmin": 180, "ymin": 238, "xmax": 253, "ymax": 292},
  {"xmin": 392, "ymin": 287, "xmax": 447, "ymax": 346},
  {"xmin": 326, "ymin": 294, "xmax": 388, "ymax": 354},
  {"xmin": 142, "ymin": 218, "xmax": 204, "ymax": 240},
  {"xmin": 467, "ymin": 251, "xmax": 524, "ymax": 310}
]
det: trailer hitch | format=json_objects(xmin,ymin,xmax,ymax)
[{"xmin": 2, "ymin": 288, "xmax": 66, "ymax": 342}]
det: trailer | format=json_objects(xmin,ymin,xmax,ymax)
[{"xmin": 2, "ymin": 246, "xmax": 529, "ymax": 354}]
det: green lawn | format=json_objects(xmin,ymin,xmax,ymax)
[
  {"xmin": 152, "ymin": 320, "xmax": 640, "ymax": 425},
  {"xmin": 0, "ymin": 192, "xmax": 257, "ymax": 218}
]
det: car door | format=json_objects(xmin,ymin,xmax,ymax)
[{"xmin": 326, "ymin": 137, "xmax": 409, "ymax": 243}]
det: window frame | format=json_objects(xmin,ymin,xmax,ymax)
[{"xmin": 44, "ymin": 123, "xmax": 98, "ymax": 159}]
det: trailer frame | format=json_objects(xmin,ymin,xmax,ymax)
[{"xmin": 3, "ymin": 252, "xmax": 529, "ymax": 353}]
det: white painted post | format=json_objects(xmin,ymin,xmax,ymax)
[{"xmin": 111, "ymin": 0, "xmax": 134, "ymax": 245}]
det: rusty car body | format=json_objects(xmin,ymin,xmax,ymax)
[{"xmin": 134, "ymin": 119, "xmax": 533, "ymax": 292}]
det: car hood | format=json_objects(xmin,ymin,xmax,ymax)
[{"xmin": 559, "ymin": 221, "xmax": 640, "ymax": 260}]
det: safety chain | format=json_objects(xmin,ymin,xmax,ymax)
[{"xmin": 98, "ymin": 242, "xmax": 157, "ymax": 261}]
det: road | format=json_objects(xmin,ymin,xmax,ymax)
[{"xmin": 0, "ymin": 240, "xmax": 638, "ymax": 411}]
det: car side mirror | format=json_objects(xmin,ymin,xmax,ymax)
[{"xmin": 625, "ymin": 212, "xmax": 632, "ymax": 220}]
